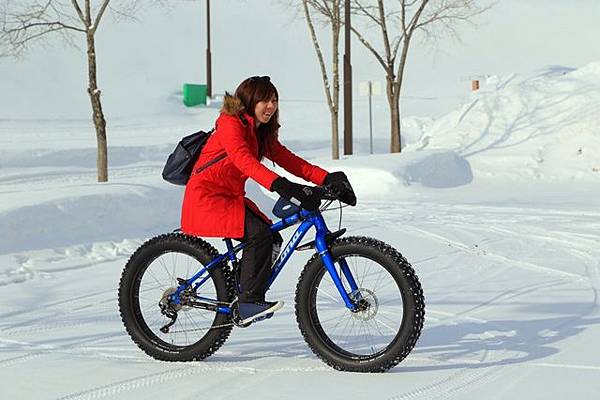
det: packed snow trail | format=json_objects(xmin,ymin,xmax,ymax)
[{"xmin": 2, "ymin": 199, "xmax": 599, "ymax": 399}]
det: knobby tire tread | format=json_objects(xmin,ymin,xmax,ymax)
[
  {"xmin": 118, "ymin": 233, "xmax": 235, "ymax": 362},
  {"xmin": 295, "ymin": 236, "xmax": 425, "ymax": 372}
]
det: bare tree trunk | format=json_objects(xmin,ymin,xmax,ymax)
[
  {"xmin": 383, "ymin": 73, "xmax": 399, "ymax": 153},
  {"xmin": 331, "ymin": 112, "xmax": 339, "ymax": 159},
  {"xmin": 302, "ymin": 0, "xmax": 341, "ymax": 160},
  {"xmin": 391, "ymin": 34, "xmax": 412, "ymax": 154},
  {"xmin": 331, "ymin": 4, "xmax": 340, "ymax": 160},
  {"xmin": 85, "ymin": 30, "xmax": 108, "ymax": 182},
  {"xmin": 390, "ymin": 94, "xmax": 401, "ymax": 153}
]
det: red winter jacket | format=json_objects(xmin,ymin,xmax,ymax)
[{"xmin": 180, "ymin": 96, "xmax": 329, "ymax": 238}]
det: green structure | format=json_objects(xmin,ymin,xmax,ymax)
[{"xmin": 183, "ymin": 83, "xmax": 208, "ymax": 106}]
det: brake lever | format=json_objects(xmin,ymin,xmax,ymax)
[
  {"xmin": 318, "ymin": 184, "xmax": 339, "ymax": 201},
  {"xmin": 320, "ymin": 183, "xmax": 357, "ymax": 207}
]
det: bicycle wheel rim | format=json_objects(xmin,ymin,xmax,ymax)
[
  {"xmin": 310, "ymin": 254, "xmax": 406, "ymax": 359},
  {"xmin": 132, "ymin": 250, "xmax": 220, "ymax": 349}
]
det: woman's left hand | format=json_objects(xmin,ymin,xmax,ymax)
[{"xmin": 324, "ymin": 172, "xmax": 357, "ymax": 206}]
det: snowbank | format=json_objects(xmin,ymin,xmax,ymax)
[
  {"xmin": 416, "ymin": 61, "xmax": 600, "ymax": 182},
  {"xmin": 0, "ymin": 188, "xmax": 180, "ymax": 254},
  {"xmin": 3, "ymin": 61, "xmax": 600, "ymax": 257}
]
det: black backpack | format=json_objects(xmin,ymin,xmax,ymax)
[{"xmin": 162, "ymin": 129, "xmax": 215, "ymax": 185}]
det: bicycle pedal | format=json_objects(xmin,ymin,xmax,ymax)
[
  {"xmin": 252, "ymin": 313, "xmax": 274, "ymax": 323},
  {"xmin": 234, "ymin": 312, "xmax": 273, "ymax": 327}
]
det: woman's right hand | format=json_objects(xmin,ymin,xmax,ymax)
[{"xmin": 271, "ymin": 177, "xmax": 321, "ymax": 211}]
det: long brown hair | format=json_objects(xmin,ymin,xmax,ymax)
[{"xmin": 234, "ymin": 76, "xmax": 280, "ymax": 159}]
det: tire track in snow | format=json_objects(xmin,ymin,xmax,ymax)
[
  {"xmin": 2, "ymin": 312, "xmax": 120, "ymax": 337},
  {"xmin": 404, "ymin": 226, "xmax": 585, "ymax": 280},
  {"xmin": 0, "ymin": 351, "xmax": 49, "ymax": 369},
  {"xmin": 0, "ymin": 331, "xmax": 123, "ymax": 369},
  {"xmin": 4, "ymin": 200, "xmax": 597, "ymax": 397},
  {"xmin": 349, "ymin": 202, "xmax": 598, "ymax": 399},
  {"xmin": 0, "ymin": 287, "xmax": 116, "ymax": 319},
  {"xmin": 398, "ymin": 281, "xmax": 566, "ymax": 399},
  {"xmin": 55, "ymin": 362, "xmax": 331, "ymax": 400},
  {"xmin": 1, "ymin": 245, "xmax": 134, "ymax": 329},
  {"xmin": 390, "ymin": 214, "xmax": 600, "ymax": 306},
  {"xmin": 389, "ymin": 363, "xmax": 505, "ymax": 400},
  {"xmin": 353, "ymin": 214, "xmax": 586, "ymax": 281},
  {"xmin": 425, "ymin": 279, "xmax": 566, "ymax": 326},
  {"xmin": 342, "ymin": 226, "xmax": 512, "ymax": 397},
  {"xmin": 0, "ymin": 284, "xmax": 119, "ymax": 332},
  {"xmin": 56, "ymin": 366, "xmax": 216, "ymax": 400}
]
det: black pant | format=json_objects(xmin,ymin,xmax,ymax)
[{"xmin": 238, "ymin": 208, "xmax": 282, "ymax": 303}]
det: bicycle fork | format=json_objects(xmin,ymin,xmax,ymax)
[{"xmin": 313, "ymin": 220, "xmax": 360, "ymax": 311}]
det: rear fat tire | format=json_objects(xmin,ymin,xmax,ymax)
[
  {"xmin": 118, "ymin": 233, "xmax": 235, "ymax": 361},
  {"xmin": 295, "ymin": 236, "xmax": 425, "ymax": 372}
]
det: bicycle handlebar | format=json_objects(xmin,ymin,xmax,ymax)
[{"xmin": 314, "ymin": 184, "xmax": 356, "ymax": 205}]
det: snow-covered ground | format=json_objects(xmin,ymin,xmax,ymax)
[{"xmin": 2, "ymin": 63, "xmax": 600, "ymax": 399}]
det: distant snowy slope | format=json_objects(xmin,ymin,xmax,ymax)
[{"xmin": 414, "ymin": 62, "xmax": 600, "ymax": 182}]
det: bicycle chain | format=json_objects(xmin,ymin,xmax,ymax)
[
  {"xmin": 166, "ymin": 321, "xmax": 235, "ymax": 334},
  {"xmin": 163, "ymin": 300, "xmax": 240, "ymax": 334}
]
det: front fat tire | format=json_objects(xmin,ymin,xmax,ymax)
[
  {"xmin": 295, "ymin": 236, "xmax": 425, "ymax": 372},
  {"xmin": 118, "ymin": 233, "xmax": 235, "ymax": 362}
]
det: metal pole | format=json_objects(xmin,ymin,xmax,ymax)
[
  {"xmin": 369, "ymin": 81, "xmax": 373, "ymax": 155},
  {"xmin": 343, "ymin": 0, "xmax": 353, "ymax": 155},
  {"xmin": 206, "ymin": 0, "xmax": 212, "ymax": 98}
]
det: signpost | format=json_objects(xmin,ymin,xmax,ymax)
[{"xmin": 359, "ymin": 81, "xmax": 381, "ymax": 154}]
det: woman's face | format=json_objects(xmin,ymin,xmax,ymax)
[{"xmin": 254, "ymin": 94, "xmax": 278, "ymax": 126}]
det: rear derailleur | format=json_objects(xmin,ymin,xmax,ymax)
[{"xmin": 158, "ymin": 279, "xmax": 193, "ymax": 333}]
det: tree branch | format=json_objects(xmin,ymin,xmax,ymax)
[
  {"xmin": 377, "ymin": 0, "xmax": 392, "ymax": 64},
  {"xmin": 93, "ymin": 0, "xmax": 111, "ymax": 32},
  {"xmin": 84, "ymin": 0, "xmax": 91, "ymax": 25},
  {"xmin": 70, "ymin": 0, "xmax": 86, "ymax": 24},
  {"xmin": 349, "ymin": 25, "xmax": 387, "ymax": 71},
  {"xmin": 303, "ymin": 0, "xmax": 334, "ymax": 111},
  {"xmin": 407, "ymin": 0, "xmax": 430, "ymax": 36},
  {"xmin": 6, "ymin": 20, "xmax": 85, "ymax": 34},
  {"xmin": 351, "ymin": 0, "xmax": 382, "ymax": 28}
]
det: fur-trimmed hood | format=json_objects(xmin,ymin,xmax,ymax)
[{"xmin": 221, "ymin": 93, "xmax": 245, "ymax": 116}]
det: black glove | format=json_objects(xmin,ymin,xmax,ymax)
[
  {"xmin": 271, "ymin": 177, "xmax": 321, "ymax": 211},
  {"xmin": 324, "ymin": 171, "xmax": 357, "ymax": 206}
]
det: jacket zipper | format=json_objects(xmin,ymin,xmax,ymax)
[{"xmin": 194, "ymin": 152, "xmax": 227, "ymax": 175}]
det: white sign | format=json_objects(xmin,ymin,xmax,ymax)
[
  {"xmin": 359, "ymin": 81, "xmax": 382, "ymax": 96},
  {"xmin": 372, "ymin": 81, "xmax": 382, "ymax": 96}
]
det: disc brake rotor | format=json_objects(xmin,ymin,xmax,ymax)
[{"xmin": 350, "ymin": 288, "xmax": 379, "ymax": 321}]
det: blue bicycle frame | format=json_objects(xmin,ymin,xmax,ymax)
[{"xmin": 169, "ymin": 208, "xmax": 360, "ymax": 315}]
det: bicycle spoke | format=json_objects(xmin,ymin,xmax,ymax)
[
  {"xmin": 316, "ymin": 285, "xmax": 341, "ymax": 304},
  {"xmin": 157, "ymin": 256, "xmax": 173, "ymax": 283},
  {"xmin": 313, "ymin": 254, "xmax": 404, "ymax": 357},
  {"xmin": 372, "ymin": 317, "xmax": 397, "ymax": 335},
  {"xmin": 137, "ymin": 251, "xmax": 220, "ymax": 347}
]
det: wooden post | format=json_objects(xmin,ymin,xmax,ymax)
[
  {"xmin": 206, "ymin": 0, "xmax": 212, "ymax": 98},
  {"xmin": 343, "ymin": 0, "xmax": 353, "ymax": 155}
]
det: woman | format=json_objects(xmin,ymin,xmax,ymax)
[{"xmin": 181, "ymin": 76, "xmax": 354, "ymax": 324}]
